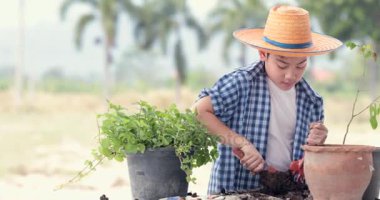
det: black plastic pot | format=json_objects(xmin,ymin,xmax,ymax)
[
  {"xmin": 126, "ymin": 147, "xmax": 188, "ymax": 200},
  {"xmin": 363, "ymin": 148, "xmax": 380, "ymax": 200}
]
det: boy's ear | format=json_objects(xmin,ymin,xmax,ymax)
[{"xmin": 259, "ymin": 50, "xmax": 268, "ymax": 61}]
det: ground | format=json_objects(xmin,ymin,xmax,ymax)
[{"xmin": 0, "ymin": 90, "xmax": 379, "ymax": 200}]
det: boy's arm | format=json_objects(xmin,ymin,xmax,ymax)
[
  {"xmin": 194, "ymin": 96, "xmax": 266, "ymax": 173},
  {"xmin": 194, "ymin": 96, "xmax": 248, "ymax": 148}
]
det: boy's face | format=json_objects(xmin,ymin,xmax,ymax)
[{"xmin": 259, "ymin": 51, "xmax": 307, "ymax": 91}]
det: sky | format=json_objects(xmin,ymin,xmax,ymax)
[
  {"xmin": 0, "ymin": 0, "xmax": 229, "ymax": 82},
  {"xmin": 0, "ymin": 0, "xmax": 343, "ymax": 83},
  {"xmin": 0, "ymin": 0, "xmax": 103, "ymax": 80}
]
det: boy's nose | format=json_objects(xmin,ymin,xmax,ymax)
[{"xmin": 285, "ymin": 71, "xmax": 296, "ymax": 81}]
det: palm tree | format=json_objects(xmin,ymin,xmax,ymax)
[
  {"xmin": 208, "ymin": 0, "xmax": 267, "ymax": 67},
  {"xmin": 60, "ymin": 0, "xmax": 123, "ymax": 99},
  {"xmin": 120, "ymin": 0, "xmax": 207, "ymax": 102},
  {"xmin": 300, "ymin": 0, "xmax": 380, "ymax": 98}
]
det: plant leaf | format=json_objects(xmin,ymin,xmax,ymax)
[
  {"xmin": 370, "ymin": 117, "xmax": 378, "ymax": 129},
  {"xmin": 345, "ymin": 41, "xmax": 357, "ymax": 50}
]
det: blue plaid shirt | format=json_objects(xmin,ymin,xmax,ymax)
[{"xmin": 198, "ymin": 61, "xmax": 324, "ymax": 194}]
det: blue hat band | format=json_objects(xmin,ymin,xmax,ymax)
[{"xmin": 263, "ymin": 36, "xmax": 312, "ymax": 49}]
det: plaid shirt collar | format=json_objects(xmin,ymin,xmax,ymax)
[{"xmin": 242, "ymin": 61, "xmax": 322, "ymax": 103}]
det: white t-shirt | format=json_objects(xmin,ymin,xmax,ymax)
[{"xmin": 265, "ymin": 77, "xmax": 297, "ymax": 172}]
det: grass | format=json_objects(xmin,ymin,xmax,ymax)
[
  {"xmin": 0, "ymin": 89, "xmax": 379, "ymax": 199},
  {"xmin": 0, "ymin": 89, "xmax": 377, "ymax": 172},
  {"xmin": 0, "ymin": 111, "xmax": 98, "ymax": 176},
  {"xmin": 0, "ymin": 88, "xmax": 199, "ymax": 176}
]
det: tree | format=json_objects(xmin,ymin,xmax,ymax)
[
  {"xmin": 207, "ymin": 0, "xmax": 267, "ymax": 67},
  {"xmin": 15, "ymin": 0, "xmax": 25, "ymax": 106},
  {"xmin": 299, "ymin": 0, "xmax": 380, "ymax": 97},
  {"xmin": 120, "ymin": 0, "xmax": 207, "ymax": 102},
  {"xmin": 60, "ymin": 0, "xmax": 124, "ymax": 99}
]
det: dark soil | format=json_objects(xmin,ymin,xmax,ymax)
[
  {"xmin": 259, "ymin": 170, "xmax": 307, "ymax": 195},
  {"xmin": 209, "ymin": 170, "xmax": 312, "ymax": 199},
  {"xmin": 99, "ymin": 194, "xmax": 109, "ymax": 200},
  {"xmin": 215, "ymin": 189, "xmax": 312, "ymax": 200}
]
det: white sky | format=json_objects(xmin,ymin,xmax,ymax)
[
  {"xmin": 0, "ymin": 0, "xmax": 217, "ymax": 28},
  {"xmin": 0, "ymin": 0, "xmax": 227, "ymax": 80},
  {"xmin": 0, "ymin": 0, "xmax": 342, "ymax": 81},
  {"xmin": 0, "ymin": 0, "xmax": 79, "ymax": 31}
]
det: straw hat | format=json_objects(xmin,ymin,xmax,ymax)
[{"xmin": 233, "ymin": 5, "xmax": 342, "ymax": 57}]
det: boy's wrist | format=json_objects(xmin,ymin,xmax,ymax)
[
  {"xmin": 239, "ymin": 141, "xmax": 251, "ymax": 148},
  {"xmin": 229, "ymin": 133, "xmax": 250, "ymax": 148},
  {"xmin": 218, "ymin": 131, "xmax": 251, "ymax": 148}
]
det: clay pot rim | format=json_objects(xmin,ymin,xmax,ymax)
[{"xmin": 302, "ymin": 144, "xmax": 377, "ymax": 152}]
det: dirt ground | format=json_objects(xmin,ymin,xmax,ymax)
[
  {"xmin": 0, "ymin": 140, "xmax": 213, "ymax": 200},
  {"xmin": 1, "ymin": 91, "xmax": 379, "ymax": 200}
]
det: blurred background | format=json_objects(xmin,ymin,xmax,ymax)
[{"xmin": 1, "ymin": 0, "xmax": 379, "ymax": 199}]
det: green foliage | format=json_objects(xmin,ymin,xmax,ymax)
[
  {"xmin": 96, "ymin": 101, "xmax": 218, "ymax": 182},
  {"xmin": 60, "ymin": 0, "xmax": 125, "ymax": 98},
  {"xmin": 122, "ymin": 0, "xmax": 207, "ymax": 84},
  {"xmin": 342, "ymin": 41, "xmax": 379, "ymax": 143},
  {"xmin": 300, "ymin": 0, "xmax": 380, "ymax": 43},
  {"xmin": 58, "ymin": 101, "xmax": 218, "ymax": 188},
  {"xmin": 208, "ymin": 0, "xmax": 267, "ymax": 64},
  {"xmin": 60, "ymin": 0, "xmax": 121, "ymax": 50},
  {"xmin": 39, "ymin": 79, "xmax": 101, "ymax": 93},
  {"xmin": 74, "ymin": 14, "xmax": 95, "ymax": 49},
  {"xmin": 346, "ymin": 41, "xmax": 378, "ymax": 61},
  {"xmin": 0, "ymin": 78, "xmax": 11, "ymax": 91},
  {"xmin": 174, "ymin": 39, "xmax": 187, "ymax": 84},
  {"xmin": 369, "ymin": 104, "xmax": 380, "ymax": 129},
  {"xmin": 187, "ymin": 67, "xmax": 219, "ymax": 90}
]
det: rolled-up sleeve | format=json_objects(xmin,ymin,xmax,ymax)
[{"xmin": 198, "ymin": 73, "xmax": 240, "ymax": 122}]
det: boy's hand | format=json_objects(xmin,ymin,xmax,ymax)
[
  {"xmin": 232, "ymin": 144, "xmax": 265, "ymax": 173},
  {"xmin": 289, "ymin": 158, "xmax": 305, "ymax": 183},
  {"xmin": 307, "ymin": 122, "xmax": 328, "ymax": 145}
]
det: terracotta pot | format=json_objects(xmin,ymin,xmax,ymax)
[
  {"xmin": 363, "ymin": 147, "xmax": 380, "ymax": 200},
  {"xmin": 303, "ymin": 144, "xmax": 375, "ymax": 200}
]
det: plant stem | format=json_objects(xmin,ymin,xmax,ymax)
[
  {"xmin": 342, "ymin": 43, "xmax": 379, "ymax": 144},
  {"xmin": 343, "ymin": 90, "xmax": 360, "ymax": 144},
  {"xmin": 343, "ymin": 93, "xmax": 380, "ymax": 144},
  {"xmin": 354, "ymin": 96, "xmax": 380, "ymax": 117},
  {"xmin": 54, "ymin": 156, "xmax": 105, "ymax": 191}
]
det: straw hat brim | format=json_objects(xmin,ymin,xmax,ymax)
[{"xmin": 233, "ymin": 28, "xmax": 343, "ymax": 57}]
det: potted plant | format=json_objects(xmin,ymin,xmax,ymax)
[
  {"xmin": 302, "ymin": 42, "xmax": 380, "ymax": 200},
  {"xmin": 363, "ymin": 43, "xmax": 380, "ymax": 200},
  {"xmin": 57, "ymin": 101, "xmax": 219, "ymax": 200}
]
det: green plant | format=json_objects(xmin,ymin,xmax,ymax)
[
  {"xmin": 343, "ymin": 41, "xmax": 380, "ymax": 144},
  {"xmin": 370, "ymin": 104, "xmax": 380, "ymax": 129},
  {"xmin": 57, "ymin": 101, "xmax": 218, "ymax": 189}
]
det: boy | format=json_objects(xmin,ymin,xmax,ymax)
[{"xmin": 194, "ymin": 5, "xmax": 342, "ymax": 194}]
